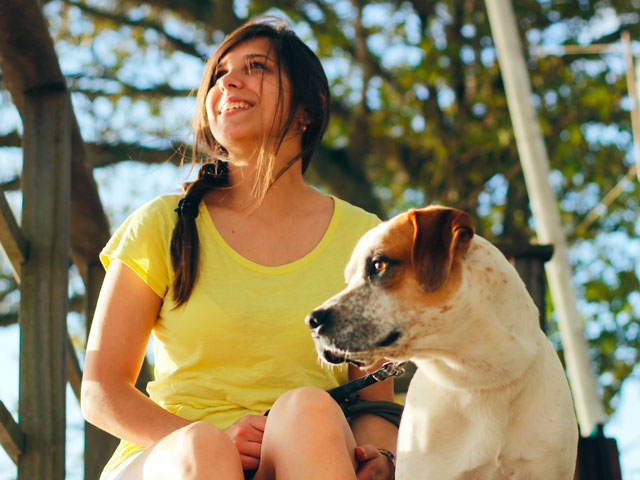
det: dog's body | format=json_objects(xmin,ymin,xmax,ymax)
[{"xmin": 306, "ymin": 206, "xmax": 578, "ymax": 479}]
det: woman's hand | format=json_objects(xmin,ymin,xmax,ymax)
[
  {"xmin": 224, "ymin": 415, "xmax": 267, "ymax": 471},
  {"xmin": 355, "ymin": 445, "xmax": 394, "ymax": 480}
]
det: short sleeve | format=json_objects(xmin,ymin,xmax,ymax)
[{"xmin": 100, "ymin": 195, "xmax": 179, "ymax": 298}]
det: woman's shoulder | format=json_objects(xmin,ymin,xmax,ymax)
[
  {"xmin": 123, "ymin": 193, "xmax": 183, "ymax": 225},
  {"xmin": 331, "ymin": 195, "xmax": 381, "ymax": 227},
  {"xmin": 106, "ymin": 193, "xmax": 183, "ymax": 243},
  {"xmin": 141, "ymin": 193, "xmax": 183, "ymax": 214}
]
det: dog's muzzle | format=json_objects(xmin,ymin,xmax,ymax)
[
  {"xmin": 305, "ymin": 308, "xmax": 351, "ymax": 364},
  {"xmin": 306, "ymin": 307, "xmax": 402, "ymax": 366}
]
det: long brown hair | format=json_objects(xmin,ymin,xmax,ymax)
[{"xmin": 170, "ymin": 17, "xmax": 331, "ymax": 306}]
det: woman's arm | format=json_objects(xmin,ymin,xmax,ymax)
[{"xmin": 81, "ymin": 259, "xmax": 191, "ymax": 447}]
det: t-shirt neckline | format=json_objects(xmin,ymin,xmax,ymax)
[{"xmin": 200, "ymin": 195, "xmax": 342, "ymax": 274}]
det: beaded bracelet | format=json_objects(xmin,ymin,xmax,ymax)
[{"xmin": 377, "ymin": 448, "xmax": 396, "ymax": 479}]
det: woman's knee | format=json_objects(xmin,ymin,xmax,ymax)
[
  {"xmin": 170, "ymin": 422, "xmax": 239, "ymax": 476},
  {"xmin": 123, "ymin": 422, "xmax": 241, "ymax": 479},
  {"xmin": 257, "ymin": 388, "xmax": 357, "ymax": 478},
  {"xmin": 270, "ymin": 386, "xmax": 344, "ymax": 422},
  {"xmin": 178, "ymin": 421, "xmax": 235, "ymax": 454}
]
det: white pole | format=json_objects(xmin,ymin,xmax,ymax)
[
  {"xmin": 484, "ymin": 0, "xmax": 606, "ymax": 435},
  {"xmin": 637, "ymin": 56, "xmax": 640, "ymax": 180},
  {"xmin": 623, "ymin": 32, "xmax": 640, "ymax": 182}
]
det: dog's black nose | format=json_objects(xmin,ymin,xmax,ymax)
[{"xmin": 306, "ymin": 309, "xmax": 331, "ymax": 330}]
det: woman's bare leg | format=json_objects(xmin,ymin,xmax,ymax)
[
  {"xmin": 254, "ymin": 387, "xmax": 358, "ymax": 480},
  {"xmin": 118, "ymin": 421, "xmax": 244, "ymax": 479}
]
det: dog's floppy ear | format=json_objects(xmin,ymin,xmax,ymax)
[{"xmin": 409, "ymin": 207, "xmax": 474, "ymax": 293}]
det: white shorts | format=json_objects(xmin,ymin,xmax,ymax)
[{"xmin": 100, "ymin": 451, "xmax": 144, "ymax": 480}]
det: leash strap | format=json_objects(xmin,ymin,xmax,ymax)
[
  {"xmin": 263, "ymin": 361, "xmax": 406, "ymax": 416},
  {"xmin": 326, "ymin": 361, "xmax": 407, "ymax": 403}
]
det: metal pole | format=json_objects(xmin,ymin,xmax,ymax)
[{"xmin": 484, "ymin": 0, "xmax": 606, "ymax": 435}]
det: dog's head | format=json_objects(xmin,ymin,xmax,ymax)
[{"xmin": 306, "ymin": 206, "xmax": 474, "ymax": 367}]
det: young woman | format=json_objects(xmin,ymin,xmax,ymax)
[{"xmin": 81, "ymin": 17, "xmax": 398, "ymax": 480}]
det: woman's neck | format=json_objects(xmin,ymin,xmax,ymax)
[
  {"xmin": 207, "ymin": 158, "xmax": 315, "ymax": 214},
  {"xmin": 213, "ymin": 135, "xmax": 310, "ymax": 213}
]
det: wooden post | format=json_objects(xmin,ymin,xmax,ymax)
[
  {"xmin": 18, "ymin": 86, "xmax": 71, "ymax": 480},
  {"xmin": 504, "ymin": 245, "xmax": 554, "ymax": 332}
]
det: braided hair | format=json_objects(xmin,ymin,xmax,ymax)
[{"xmin": 170, "ymin": 162, "xmax": 228, "ymax": 305}]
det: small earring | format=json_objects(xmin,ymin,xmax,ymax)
[{"xmin": 301, "ymin": 123, "xmax": 308, "ymax": 133}]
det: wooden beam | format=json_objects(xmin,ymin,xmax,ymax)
[
  {"xmin": 18, "ymin": 87, "xmax": 71, "ymax": 480},
  {"xmin": 66, "ymin": 334, "xmax": 83, "ymax": 404},
  {"xmin": 0, "ymin": 191, "xmax": 28, "ymax": 283},
  {"xmin": 0, "ymin": 0, "xmax": 111, "ymax": 286},
  {"xmin": 0, "ymin": 400, "xmax": 24, "ymax": 465}
]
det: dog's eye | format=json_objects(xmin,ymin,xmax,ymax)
[
  {"xmin": 372, "ymin": 259, "xmax": 388, "ymax": 274},
  {"xmin": 372, "ymin": 260, "xmax": 389, "ymax": 273},
  {"xmin": 367, "ymin": 256, "xmax": 394, "ymax": 279}
]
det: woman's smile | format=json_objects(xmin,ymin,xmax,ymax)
[{"xmin": 220, "ymin": 100, "xmax": 254, "ymax": 115}]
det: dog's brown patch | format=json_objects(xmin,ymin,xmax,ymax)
[{"xmin": 361, "ymin": 209, "xmax": 473, "ymax": 310}]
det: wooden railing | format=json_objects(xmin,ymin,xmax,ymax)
[{"xmin": 0, "ymin": 1, "xmax": 125, "ymax": 478}]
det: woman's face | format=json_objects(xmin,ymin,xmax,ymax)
[{"xmin": 206, "ymin": 37, "xmax": 294, "ymax": 152}]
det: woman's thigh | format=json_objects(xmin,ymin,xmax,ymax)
[{"xmin": 102, "ymin": 451, "xmax": 144, "ymax": 480}]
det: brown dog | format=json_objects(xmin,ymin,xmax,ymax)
[{"xmin": 306, "ymin": 206, "xmax": 578, "ymax": 479}]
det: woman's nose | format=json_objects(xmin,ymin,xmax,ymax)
[{"xmin": 220, "ymin": 71, "xmax": 243, "ymax": 90}]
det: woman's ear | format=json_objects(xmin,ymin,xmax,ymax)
[
  {"xmin": 297, "ymin": 105, "xmax": 312, "ymax": 132},
  {"xmin": 409, "ymin": 207, "xmax": 474, "ymax": 293}
]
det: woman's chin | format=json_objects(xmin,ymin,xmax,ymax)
[{"xmin": 212, "ymin": 130, "xmax": 261, "ymax": 155}]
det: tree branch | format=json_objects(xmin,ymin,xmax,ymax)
[
  {"xmin": 67, "ymin": 75, "xmax": 193, "ymax": 100},
  {"xmin": 0, "ymin": 292, "xmax": 87, "ymax": 327},
  {"xmin": 447, "ymin": 0, "xmax": 470, "ymax": 122},
  {"xmin": 0, "ymin": 131, "xmax": 21, "ymax": 148},
  {"xmin": 308, "ymin": 145, "xmax": 383, "ymax": 217},
  {"xmin": 86, "ymin": 140, "xmax": 189, "ymax": 168},
  {"xmin": 0, "ymin": 177, "xmax": 20, "ymax": 192},
  {"xmin": 303, "ymin": 2, "xmax": 402, "ymax": 100},
  {"xmin": 127, "ymin": 0, "xmax": 242, "ymax": 32},
  {"xmin": 62, "ymin": 0, "xmax": 208, "ymax": 59}
]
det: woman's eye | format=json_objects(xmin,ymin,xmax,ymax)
[
  {"xmin": 212, "ymin": 70, "xmax": 226, "ymax": 84},
  {"xmin": 247, "ymin": 61, "xmax": 267, "ymax": 72}
]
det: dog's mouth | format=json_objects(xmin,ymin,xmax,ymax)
[
  {"xmin": 316, "ymin": 328, "xmax": 404, "ymax": 367},
  {"xmin": 377, "ymin": 329, "xmax": 402, "ymax": 347},
  {"xmin": 321, "ymin": 347, "xmax": 366, "ymax": 367}
]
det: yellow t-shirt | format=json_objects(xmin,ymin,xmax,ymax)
[{"xmin": 99, "ymin": 193, "xmax": 380, "ymax": 477}]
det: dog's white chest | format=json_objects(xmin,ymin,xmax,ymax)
[
  {"xmin": 396, "ymin": 371, "xmax": 459, "ymax": 479},
  {"xmin": 395, "ymin": 368, "xmax": 508, "ymax": 479}
]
